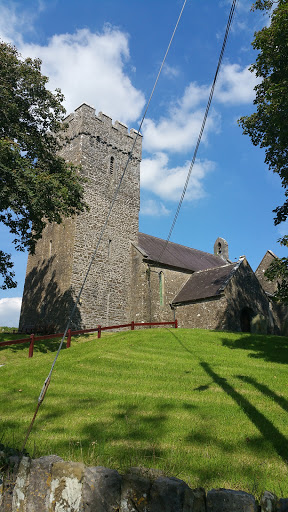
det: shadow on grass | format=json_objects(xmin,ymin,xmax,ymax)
[
  {"xmin": 167, "ymin": 328, "xmax": 288, "ymax": 465},
  {"xmin": 221, "ymin": 334, "xmax": 288, "ymax": 364},
  {"xmin": 201, "ymin": 362, "xmax": 288, "ymax": 464},
  {"xmin": 185, "ymin": 429, "xmax": 235, "ymax": 454},
  {"xmin": 0, "ymin": 332, "xmax": 95, "ymax": 357},
  {"xmin": 236, "ymin": 375, "xmax": 288, "ymax": 413},
  {"xmin": 0, "ymin": 338, "xmax": 63, "ymax": 355},
  {"xmin": 80, "ymin": 401, "xmax": 170, "ymax": 445}
]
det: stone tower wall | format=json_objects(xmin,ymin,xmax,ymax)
[{"xmin": 19, "ymin": 104, "xmax": 142, "ymax": 331}]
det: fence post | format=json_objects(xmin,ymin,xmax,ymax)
[
  {"xmin": 98, "ymin": 325, "xmax": 101, "ymax": 339},
  {"xmin": 67, "ymin": 329, "xmax": 71, "ymax": 348},
  {"xmin": 175, "ymin": 319, "xmax": 178, "ymax": 329},
  {"xmin": 131, "ymin": 321, "xmax": 135, "ymax": 331},
  {"xmin": 29, "ymin": 334, "xmax": 35, "ymax": 358}
]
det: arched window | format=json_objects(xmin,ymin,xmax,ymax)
[
  {"xmin": 218, "ymin": 242, "xmax": 222, "ymax": 255},
  {"xmin": 109, "ymin": 156, "xmax": 114, "ymax": 175},
  {"xmin": 159, "ymin": 271, "xmax": 164, "ymax": 306}
]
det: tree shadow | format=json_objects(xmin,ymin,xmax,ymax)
[
  {"xmin": 0, "ymin": 337, "xmax": 64, "ymax": 355},
  {"xmin": 200, "ymin": 361, "xmax": 288, "ymax": 463},
  {"xmin": 236, "ymin": 375, "xmax": 288, "ymax": 413},
  {"xmin": 221, "ymin": 334, "xmax": 288, "ymax": 364},
  {"xmin": 19, "ymin": 256, "xmax": 82, "ymax": 333},
  {"xmin": 167, "ymin": 329, "xmax": 288, "ymax": 476}
]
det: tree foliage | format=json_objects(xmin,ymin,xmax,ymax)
[
  {"xmin": 238, "ymin": 0, "xmax": 288, "ymax": 301},
  {"xmin": 0, "ymin": 41, "xmax": 87, "ymax": 289},
  {"xmin": 264, "ymin": 237, "xmax": 288, "ymax": 302}
]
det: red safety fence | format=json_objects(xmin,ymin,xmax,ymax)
[{"xmin": 0, "ymin": 319, "xmax": 178, "ymax": 358}]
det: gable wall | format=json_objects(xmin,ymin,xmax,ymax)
[
  {"xmin": 255, "ymin": 251, "xmax": 278, "ymax": 295},
  {"xmin": 173, "ymin": 259, "xmax": 277, "ymax": 333},
  {"xmin": 174, "ymin": 295, "xmax": 229, "ymax": 330},
  {"xmin": 130, "ymin": 246, "xmax": 191, "ymax": 324},
  {"xmin": 223, "ymin": 259, "xmax": 274, "ymax": 333}
]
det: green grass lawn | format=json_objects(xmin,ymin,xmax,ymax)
[{"xmin": 1, "ymin": 327, "xmax": 288, "ymax": 497}]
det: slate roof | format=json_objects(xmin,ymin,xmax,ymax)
[
  {"xmin": 172, "ymin": 263, "xmax": 238, "ymax": 304},
  {"xmin": 137, "ymin": 233, "xmax": 227, "ymax": 272}
]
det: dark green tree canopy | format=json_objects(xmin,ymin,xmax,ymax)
[
  {"xmin": 0, "ymin": 41, "xmax": 87, "ymax": 289},
  {"xmin": 239, "ymin": 0, "xmax": 288, "ymax": 226},
  {"xmin": 238, "ymin": 0, "xmax": 288, "ymax": 301}
]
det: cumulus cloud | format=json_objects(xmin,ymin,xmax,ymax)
[
  {"xmin": 141, "ymin": 153, "xmax": 215, "ymax": 202},
  {"xmin": 0, "ymin": 3, "xmax": 35, "ymax": 45},
  {"xmin": 215, "ymin": 63, "xmax": 259, "ymax": 104},
  {"xmin": 0, "ymin": 3, "xmax": 145, "ymax": 125},
  {"xmin": 140, "ymin": 199, "xmax": 170, "ymax": 217},
  {"xmin": 142, "ymin": 61, "xmax": 257, "ymax": 155},
  {"xmin": 142, "ymin": 106, "xmax": 219, "ymax": 154},
  {"xmin": 0, "ymin": 2, "xmax": 258, "ymax": 207},
  {"xmin": 0, "ymin": 297, "xmax": 22, "ymax": 328},
  {"xmin": 18, "ymin": 27, "xmax": 145, "ymax": 124}
]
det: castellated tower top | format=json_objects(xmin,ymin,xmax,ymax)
[
  {"xmin": 19, "ymin": 102, "xmax": 142, "ymax": 332},
  {"xmin": 63, "ymin": 103, "xmax": 142, "ymax": 162}
]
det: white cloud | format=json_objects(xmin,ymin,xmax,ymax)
[
  {"xmin": 141, "ymin": 152, "xmax": 215, "ymax": 202},
  {"xmin": 142, "ymin": 61, "xmax": 257, "ymax": 155},
  {"xmin": 220, "ymin": 0, "xmax": 252, "ymax": 13},
  {"xmin": 163, "ymin": 63, "xmax": 180, "ymax": 78},
  {"xmin": 0, "ymin": 2, "xmax": 145, "ymax": 125},
  {"xmin": 0, "ymin": 297, "xmax": 22, "ymax": 328},
  {"xmin": 0, "ymin": 2, "xmax": 43, "ymax": 45},
  {"xmin": 18, "ymin": 27, "xmax": 145, "ymax": 124},
  {"xmin": 142, "ymin": 107, "xmax": 219, "ymax": 154},
  {"xmin": 215, "ymin": 63, "xmax": 259, "ymax": 104},
  {"xmin": 140, "ymin": 199, "xmax": 170, "ymax": 217}
]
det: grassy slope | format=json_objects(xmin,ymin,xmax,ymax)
[{"xmin": 1, "ymin": 328, "xmax": 288, "ymax": 497}]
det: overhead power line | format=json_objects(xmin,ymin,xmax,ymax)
[
  {"xmin": 156, "ymin": 0, "xmax": 238, "ymax": 263},
  {"xmin": 21, "ymin": 0, "xmax": 188, "ymax": 452}
]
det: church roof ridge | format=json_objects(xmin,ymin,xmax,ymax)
[
  {"xmin": 138, "ymin": 232, "xmax": 220, "ymax": 258},
  {"xmin": 137, "ymin": 232, "xmax": 227, "ymax": 272},
  {"xmin": 172, "ymin": 261, "xmax": 239, "ymax": 304}
]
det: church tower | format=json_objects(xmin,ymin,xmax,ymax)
[{"xmin": 19, "ymin": 104, "xmax": 142, "ymax": 331}]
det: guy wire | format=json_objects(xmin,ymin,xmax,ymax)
[
  {"xmin": 21, "ymin": 0, "xmax": 188, "ymax": 452},
  {"xmin": 156, "ymin": 0, "xmax": 238, "ymax": 264}
]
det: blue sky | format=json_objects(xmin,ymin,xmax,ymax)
[{"xmin": 0, "ymin": 0, "xmax": 286, "ymax": 326}]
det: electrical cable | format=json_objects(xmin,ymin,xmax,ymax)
[
  {"xmin": 21, "ymin": 0, "xmax": 188, "ymax": 452},
  {"xmin": 156, "ymin": 0, "xmax": 238, "ymax": 263}
]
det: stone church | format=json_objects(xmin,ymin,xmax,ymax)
[{"xmin": 19, "ymin": 104, "xmax": 286, "ymax": 335}]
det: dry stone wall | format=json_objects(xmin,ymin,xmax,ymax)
[{"xmin": 2, "ymin": 456, "xmax": 288, "ymax": 512}]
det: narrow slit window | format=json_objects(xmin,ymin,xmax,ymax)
[
  {"xmin": 159, "ymin": 272, "xmax": 164, "ymax": 306},
  {"xmin": 110, "ymin": 156, "xmax": 114, "ymax": 175},
  {"xmin": 108, "ymin": 239, "xmax": 112, "ymax": 259}
]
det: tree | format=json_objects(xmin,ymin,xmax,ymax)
[
  {"xmin": 238, "ymin": 0, "xmax": 288, "ymax": 301},
  {"xmin": 0, "ymin": 41, "xmax": 87, "ymax": 289}
]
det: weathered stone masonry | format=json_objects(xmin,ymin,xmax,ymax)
[
  {"xmin": 2, "ymin": 456, "xmax": 287, "ymax": 512},
  {"xmin": 19, "ymin": 104, "xmax": 142, "ymax": 331},
  {"xmin": 19, "ymin": 104, "xmax": 288, "ymax": 334}
]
